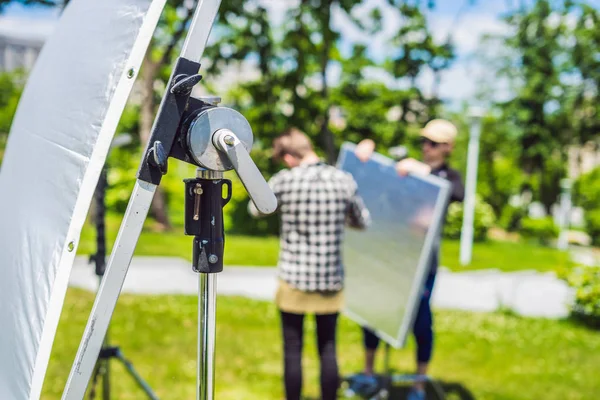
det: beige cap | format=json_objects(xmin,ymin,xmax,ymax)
[{"xmin": 420, "ymin": 119, "xmax": 458, "ymax": 144}]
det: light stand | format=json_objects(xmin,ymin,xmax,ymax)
[
  {"xmin": 183, "ymin": 169, "xmax": 232, "ymax": 398},
  {"xmin": 62, "ymin": 1, "xmax": 277, "ymax": 399}
]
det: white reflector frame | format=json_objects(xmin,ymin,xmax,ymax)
[
  {"xmin": 337, "ymin": 143, "xmax": 451, "ymax": 348},
  {"xmin": 0, "ymin": 0, "xmax": 166, "ymax": 398}
]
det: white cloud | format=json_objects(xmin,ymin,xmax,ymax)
[
  {"xmin": 427, "ymin": 12, "xmax": 511, "ymax": 57},
  {"xmin": 332, "ymin": 0, "xmax": 402, "ymax": 62},
  {"xmin": 257, "ymin": 0, "xmax": 299, "ymax": 26},
  {"xmin": 0, "ymin": 15, "xmax": 57, "ymax": 41}
]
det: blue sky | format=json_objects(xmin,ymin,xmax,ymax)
[{"xmin": 1, "ymin": 0, "xmax": 598, "ymax": 108}]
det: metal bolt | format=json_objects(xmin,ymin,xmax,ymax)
[
  {"xmin": 127, "ymin": 68, "xmax": 135, "ymax": 79},
  {"xmin": 199, "ymin": 96, "xmax": 222, "ymax": 106},
  {"xmin": 208, "ymin": 254, "xmax": 218, "ymax": 264},
  {"xmin": 67, "ymin": 241, "xmax": 75, "ymax": 252},
  {"xmin": 224, "ymin": 135, "xmax": 235, "ymax": 146}
]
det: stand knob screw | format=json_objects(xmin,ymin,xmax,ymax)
[
  {"xmin": 208, "ymin": 254, "xmax": 218, "ymax": 264},
  {"xmin": 193, "ymin": 184, "xmax": 203, "ymax": 220},
  {"xmin": 223, "ymin": 135, "xmax": 235, "ymax": 146}
]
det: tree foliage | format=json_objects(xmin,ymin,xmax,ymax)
[
  {"xmin": 0, "ymin": 70, "xmax": 25, "ymax": 164},
  {"xmin": 486, "ymin": 0, "xmax": 600, "ymax": 214}
]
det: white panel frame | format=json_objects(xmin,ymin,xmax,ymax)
[{"xmin": 337, "ymin": 142, "xmax": 451, "ymax": 348}]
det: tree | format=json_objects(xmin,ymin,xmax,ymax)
[
  {"xmin": 495, "ymin": 0, "xmax": 573, "ymax": 212},
  {"xmin": 385, "ymin": 1, "xmax": 454, "ymax": 117},
  {"xmin": 0, "ymin": 0, "xmax": 71, "ymax": 12},
  {"xmin": 569, "ymin": 4, "xmax": 600, "ymax": 149},
  {"xmin": 0, "ymin": 0, "xmax": 56, "ymax": 9},
  {"xmin": 0, "ymin": 70, "xmax": 25, "ymax": 164}
]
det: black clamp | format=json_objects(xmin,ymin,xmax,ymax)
[
  {"xmin": 136, "ymin": 57, "xmax": 207, "ymax": 185},
  {"xmin": 183, "ymin": 176, "xmax": 232, "ymax": 274}
]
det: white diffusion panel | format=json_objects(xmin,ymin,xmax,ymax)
[
  {"xmin": 337, "ymin": 143, "xmax": 451, "ymax": 348},
  {"xmin": 0, "ymin": 0, "xmax": 166, "ymax": 398}
]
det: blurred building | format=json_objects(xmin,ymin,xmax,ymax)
[
  {"xmin": 568, "ymin": 141, "xmax": 600, "ymax": 180},
  {"xmin": 0, "ymin": 33, "xmax": 43, "ymax": 72},
  {"xmin": 0, "ymin": 17, "xmax": 50, "ymax": 72}
]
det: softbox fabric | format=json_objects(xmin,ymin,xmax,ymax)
[
  {"xmin": 0, "ymin": 0, "xmax": 165, "ymax": 398},
  {"xmin": 337, "ymin": 143, "xmax": 451, "ymax": 348}
]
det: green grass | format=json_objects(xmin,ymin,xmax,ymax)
[
  {"xmin": 44, "ymin": 290, "xmax": 600, "ymax": 399},
  {"xmin": 78, "ymin": 214, "xmax": 572, "ymax": 272},
  {"xmin": 77, "ymin": 214, "xmax": 280, "ymax": 266},
  {"xmin": 440, "ymin": 239, "xmax": 572, "ymax": 273}
]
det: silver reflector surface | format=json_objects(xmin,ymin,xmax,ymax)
[
  {"xmin": 0, "ymin": 0, "xmax": 166, "ymax": 398},
  {"xmin": 337, "ymin": 143, "xmax": 451, "ymax": 348}
]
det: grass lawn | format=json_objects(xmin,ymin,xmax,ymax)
[
  {"xmin": 78, "ymin": 214, "xmax": 571, "ymax": 272},
  {"xmin": 77, "ymin": 214, "xmax": 280, "ymax": 267},
  {"xmin": 43, "ymin": 289, "xmax": 599, "ymax": 399},
  {"xmin": 440, "ymin": 239, "xmax": 572, "ymax": 273}
]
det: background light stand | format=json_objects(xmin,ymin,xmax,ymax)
[
  {"xmin": 87, "ymin": 135, "xmax": 159, "ymax": 400},
  {"xmin": 62, "ymin": 2, "xmax": 276, "ymax": 399}
]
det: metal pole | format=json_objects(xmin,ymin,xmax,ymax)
[
  {"xmin": 460, "ymin": 108, "xmax": 484, "ymax": 266},
  {"xmin": 198, "ymin": 274, "xmax": 217, "ymax": 400},
  {"xmin": 557, "ymin": 178, "xmax": 572, "ymax": 250}
]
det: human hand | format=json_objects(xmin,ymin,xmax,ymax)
[
  {"xmin": 354, "ymin": 139, "xmax": 375, "ymax": 162},
  {"xmin": 410, "ymin": 206, "xmax": 434, "ymax": 234},
  {"xmin": 395, "ymin": 158, "xmax": 431, "ymax": 177}
]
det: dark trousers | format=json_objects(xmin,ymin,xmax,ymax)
[
  {"xmin": 363, "ymin": 271, "xmax": 436, "ymax": 363},
  {"xmin": 280, "ymin": 311, "xmax": 340, "ymax": 400}
]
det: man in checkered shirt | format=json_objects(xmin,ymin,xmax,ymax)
[{"xmin": 249, "ymin": 127, "xmax": 370, "ymax": 400}]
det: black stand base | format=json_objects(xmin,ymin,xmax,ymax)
[
  {"xmin": 89, "ymin": 343, "xmax": 159, "ymax": 400},
  {"xmin": 341, "ymin": 374, "xmax": 447, "ymax": 400},
  {"xmin": 340, "ymin": 345, "xmax": 447, "ymax": 400}
]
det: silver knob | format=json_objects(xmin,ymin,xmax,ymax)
[{"xmin": 213, "ymin": 129, "xmax": 277, "ymax": 215}]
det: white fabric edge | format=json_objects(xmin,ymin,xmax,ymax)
[{"xmin": 28, "ymin": 2, "xmax": 167, "ymax": 397}]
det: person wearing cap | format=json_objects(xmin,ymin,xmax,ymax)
[{"xmin": 349, "ymin": 119, "xmax": 465, "ymax": 400}]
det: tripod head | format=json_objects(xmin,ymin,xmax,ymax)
[
  {"xmin": 130, "ymin": 58, "xmax": 276, "ymax": 277},
  {"xmin": 135, "ymin": 58, "xmax": 276, "ymax": 216}
]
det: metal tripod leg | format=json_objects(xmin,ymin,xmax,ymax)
[
  {"xmin": 112, "ymin": 348, "xmax": 160, "ymax": 400},
  {"xmin": 198, "ymin": 273, "xmax": 217, "ymax": 400},
  {"xmin": 63, "ymin": 180, "xmax": 157, "ymax": 400},
  {"xmin": 87, "ymin": 334, "xmax": 110, "ymax": 400}
]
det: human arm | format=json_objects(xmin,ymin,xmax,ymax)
[
  {"xmin": 354, "ymin": 139, "xmax": 376, "ymax": 162},
  {"xmin": 346, "ymin": 179, "xmax": 371, "ymax": 230},
  {"xmin": 395, "ymin": 158, "xmax": 431, "ymax": 177},
  {"xmin": 446, "ymin": 169, "xmax": 465, "ymax": 203}
]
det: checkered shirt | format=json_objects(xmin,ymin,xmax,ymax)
[{"xmin": 250, "ymin": 161, "xmax": 371, "ymax": 292}]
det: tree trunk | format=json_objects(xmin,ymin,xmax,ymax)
[
  {"xmin": 135, "ymin": 0, "xmax": 200, "ymax": 231},
  {"xmin": 139, "ymin": 52, "xmax": 172, "ymax": 231},
  {"xmin": 320, "ymin": 3, "xmax": 336, "ymax": 164}
]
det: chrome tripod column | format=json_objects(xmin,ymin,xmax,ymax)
[
  {"xmin": 183, "ymin": 168, "xmax": 232, "ymax": 400},
  {"xmin": 198, "ymin": 273, "xmax": 217, "ymax": 400}
]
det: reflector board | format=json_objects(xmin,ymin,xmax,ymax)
[
  {"xmin": 0, "ymin": 0, "xmax": 166, "ymax": 398},
  {"xmin": 337, "ymin": 142, "xmax": 451, "ymax": 348}
]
